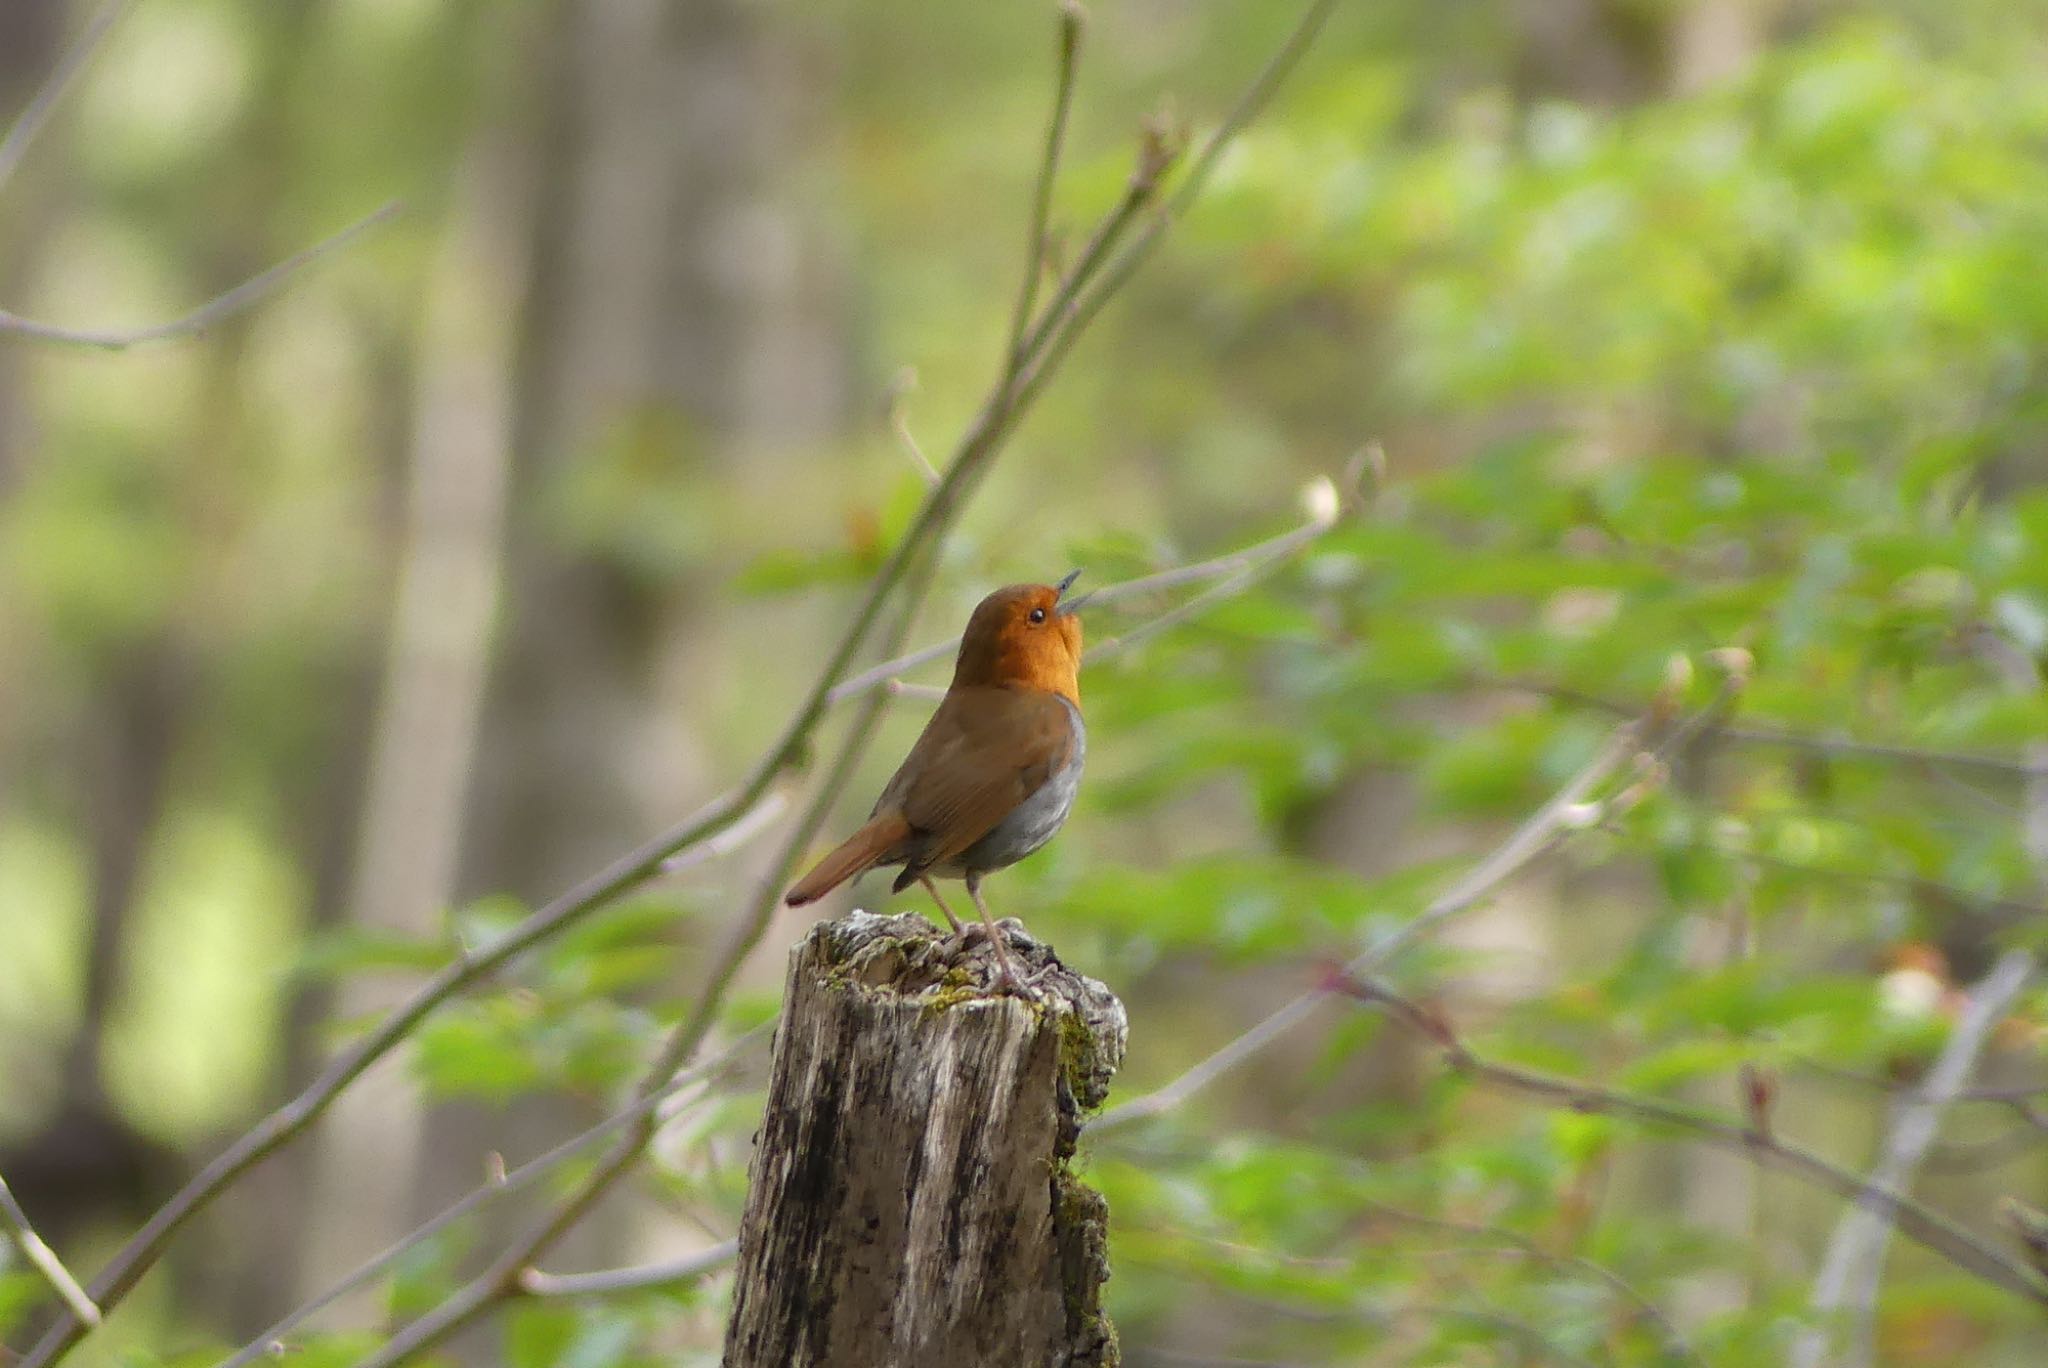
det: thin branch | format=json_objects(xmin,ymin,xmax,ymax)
[
  {"xmin": 1797, "ymin": 1060, "xmax": 2048, "ymax": 1107},
  {"xmin": 213, "ymin": 1024, "xmax": 772, "ymax": 1368},
  {"xmin": 1003, "ymin": 0, "xmax": 1083, "ymax": 372},
  {"xmin": 828, "ymin": 473, "xmax": 1348, "ymax": 705},
  {"xmin": 1025, "ymin": 0, "xmax": 1341, "ymax": 365},
  {"xmin": 1923, "ymin": 1124, "xmax": 2048, "ymax": 1176},
  {"xmin": 884, "ymin": 368, "xmax": 940, "ymax": 485},
  {"xmin": 1489, "ymin": 674, "xmax": 2043, "ymax": 779},
  {"xmin": 1356, "ymin": 1201, "xmax": 1705, "ymax": 1368},
  {"xmin": 0, "ymin": 1171, "xmax": 100, "ymax": 1327},
  {"xmin": 1326, "ymin": 973, "xmax": 2048, "ymax": 1309},
  {"xmin": 1794, "ymin": 942, "xmax": 2031, "ymax": 1368},
  {"xmin": 1091, "ymin": 717, "xmax": 1646, "ymax": 1134},
  {"xmin": 889, "ymin": 512, "xmax": 1340, "ymax": 706},
  {"xmin": 0, "ymin": 0, "xmax": 131, "ymax": 193},
  {"xmin": 0, "ymin": 201, "xmax": 404, "ymax": 349},
  {"xmin": 517, "ymin": 1240, "xmax": 739, "ymax": 1299},
  {"xmin": 357, "ymin": 617, "xmax": 916, "ymax": 1368},
  {"xmin": 657, "ymin": 786, "xmax": 791, "ymax": 875}
]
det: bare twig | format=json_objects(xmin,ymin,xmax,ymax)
[
  {"xmin": 0, "ymin": 1171, "xmax": 100, "ymax": 1327},
  {"xmin": 657, "ymin": 786, "xmax": 792, "ymax": 875},
  {"xmin": 1326, "ymin": 973, "xmax": 2048, "ymax": 1309},
  {"xmin": 1026, "ymin": 0, "xmax": 1340, "ymax": 361},
  {"xmin": 1357, "ymin": 1201, "xmax": 1705, "ymax": 1368},
  {"xmin": 1004, "ymin": 0, "xmax": 1084, "ymax": 371},
  {"xmin": 1091, "ymin": 719, "xmax": 1643, "ymax": 1133},
  {"xmin": 1791, "ymin": 950, "xmax": 2036, "ymax": 1368},
  {"xmin": 356, "ymin": 602, "xmax": 921, "ymax": 1367},
  {"xmin": 0, "ymin": 0, "xmax": 131, "ymax": 193},
  {"xmin": 1489, "ymin": 675, "xmax": 2043, "ymax": 779},
  {"xmin": 213, "ymin": 1024, "xmax": 772, "ymax": 1368},
  {"xmin": 0, "ymin": 201, "xmax": 403, "ymax": 349},
  {"xmin": 518, "ymin": 1240, "xmax": 739, "ymax": 1299},
  {"xmin": 884, "ymin": 368, "xmax": 941, "ymax": 485},
  {"xmin": 828, "ymin": 474, "xmax": 1348, "ymax": 705}
]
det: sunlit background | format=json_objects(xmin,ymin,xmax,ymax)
[{"xmin": 3, "ymin": 0, "xmax": 2047, "ymax": 1363}]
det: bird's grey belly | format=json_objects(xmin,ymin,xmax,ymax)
[{"xmin": 952, "ymin": 701, "xmax": 1084, "ymax": 875}]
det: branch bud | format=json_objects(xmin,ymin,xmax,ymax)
[
  {"xmin": 1651, "ymin": 653, "xmax": 1692, "ymax": 722},
  {"xmin": 1706, "ymin": 645, "xmax": 1754, "ymax": 691},
  {"xmin": 1300, "ymin": 475, "xmax": 1341, "ymax": 528}
]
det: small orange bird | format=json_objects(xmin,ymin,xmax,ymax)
[{"xmin": 786, "ymin": 573, "xmax": 1088, "ymax": 989}]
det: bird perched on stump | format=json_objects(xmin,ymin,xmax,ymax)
[{"xmin": 785, "ymin": 573, "xmax": 1088, "ymax": 990}]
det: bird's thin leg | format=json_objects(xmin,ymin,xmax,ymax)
[
  {"xmin": 916, "ymin": 874, "xmax": 966, "ymax": 937},
  {"xmin": 966, "ymin": 874, "xmax": 1027, "ymax": 992}
]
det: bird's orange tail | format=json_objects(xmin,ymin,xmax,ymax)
[{"xmin": 784, "ymin": 813, "xmax": 912, "ymax": 906}]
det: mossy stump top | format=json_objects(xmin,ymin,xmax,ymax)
[{"xmin": 722, "ymin": 911, "xmax": 1126, "ymax": 1368}]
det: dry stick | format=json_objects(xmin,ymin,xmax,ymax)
[
  {"xmin": 1003, "ymin": 0, "xmax": 1083, "ymax": 369},
  {"xmin": 357, "ymin": 599, "xmax": 922, "ymax": 1367},
  {"xmin": 1096, "ymin": 683, "xmax": 1738, "ymax": 1134},
  {"xmin": 1783, "ymin": 633, "xmax": 2048, "ymax": 1361},
  {"xmin": 1358, "ymin": 1201, "xmax": 1705, "ymax": 1368},
  {"xmin": 1789, "ymin": 951, "xmax": 2037, "ymax": 1368},
  {"xmin": 29, "ymin": 784, "xmax": 746, "ymax": 1368},
  {"xmin": 0, "ymin": 201, "xmax": 404, "ymax": 349},
  {"xmin": 1091, "ymin": 724, "xmax": 1639, "ymax": 1133},
  {"xmin": 0, "ymin": 0, "xmax": 132, "ymax": 192},
  {"xmin": 214, "ymin": 1024, "xmax": 774, "ymax": 1368},
  {"xmin": 656, "ymin": 786, "xmax": 792, "ymax": 875},
  {"xmin": 881, "ymin": 481, "xmax": 1351, "ymax": 704},
  {"xmin": 0, "ymin": 1172, "xmax": 100, "ymax": 1328},
  {"xmin": 828, "ymin": 486, "xmax": 1344, "ymax": 704},
  {"xmin": 517, "ymin": 1240, "xmax": 739, "ymax": 1299},
  {"xmin": 1491, "ymin": 675, "xmax": 2043, "ymax": 780},
  {"xmin": 1329, "ymin": 975, "xmax": 2048, "ymax": 1309}
]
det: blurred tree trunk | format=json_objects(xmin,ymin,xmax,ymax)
[
  {"xmin": 0, "ymin": 0, "xmax": 180, "ymax": 1266},
  {"xmin": 394, "ymin": 0, "xmax": 845, "ymax": 1336},
  {"xmin": 291, "ymin": 129, "xmax": 531, "ymax": 1309},
  {"xmin": 1669, "ymin": 0, "xmax": 1775, "ymax": 93}
]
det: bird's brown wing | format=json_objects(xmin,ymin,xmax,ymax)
[{"xmin": 880, "ymin": 685, "xmax": 1077, "ymax": 873}]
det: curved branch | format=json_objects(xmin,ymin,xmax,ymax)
[
  {"xmin": 0, "ymin": 202, "xmax": 403, "ymax": 349},
  {"xmin": 0, "ymin": 1171, "xmax": 100, "ymax": 1327},
  {"xmin": 213, "ymin": 1024, "xmax": 771, "ymax": 1368},
  {"xmin": 0, "ymin": 0, "xmax": 132, "ymax": 193},
  {"xmin": 1326, "ymin": 972, "xmax": 2048, "ymax": 1310}
]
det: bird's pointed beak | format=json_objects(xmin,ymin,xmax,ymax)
[{"xmin": 1054, "ymin": 569, "xmax": 1091, "ymax": 615}]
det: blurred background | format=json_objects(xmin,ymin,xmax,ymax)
[{"xmin": 3, "ymin": 0, "xmax": 2047, "ymax": 1364}]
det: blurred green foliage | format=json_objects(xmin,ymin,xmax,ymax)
[{"xmin": 4, "ymin": 1, "xmax": 2048, "ymax": 1365}]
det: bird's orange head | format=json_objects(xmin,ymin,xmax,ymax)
[{"xmin": 950, "ymin": 572, "xmax": 1087, "ymax": 704}]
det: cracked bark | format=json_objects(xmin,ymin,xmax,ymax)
[{"xmin": 723, "ymin": 912, "xmax": 1126, "ymax": 1367}]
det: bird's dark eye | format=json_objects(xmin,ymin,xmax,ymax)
[{"xmin": 1029, "ymin": 607, "xmax": 1046, "ymax": 624}]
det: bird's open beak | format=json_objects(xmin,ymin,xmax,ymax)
[{"xmin": 1054, "ymin": 569, "xmax": 1092, "ymax": 615}]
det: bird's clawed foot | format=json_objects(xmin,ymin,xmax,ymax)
[{"xmin": 918, "ymin": 877, "xmax": 1047, "ymax": 997}]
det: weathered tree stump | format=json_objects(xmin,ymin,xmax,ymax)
[{"xmin": 722, "ymin": 910, "xmax": 1126, "ymax": 1368}]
